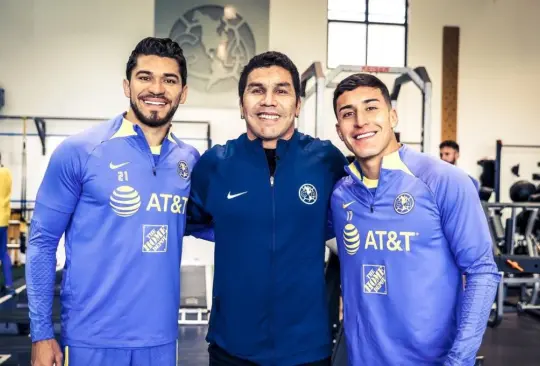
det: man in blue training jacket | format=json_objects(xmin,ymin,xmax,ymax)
[
  {"xmin": 187, "ymin": 51, "xmax": 348, "ymax": 366},
  {"xmin": 439, "ymin": 139, "xmax": 481, "ymax": 191},
  {"xmin": 329, "ymin": 73, "xmax": 501, "ymax": 366},
  {"xmin": 27, "ymin": 37, "xmax": 211, "ymax": 366}
]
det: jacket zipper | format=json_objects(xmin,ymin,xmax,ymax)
[
  {"xmin": 347, "ymin": 164, "xmax": 378, "ymax": 213},
  {"xmin": 133, "ymin": 125, "xmax": 161, "ymax": 176},
  {"xmin": 268, "ymin": 154, "xmax": 278, "ymax": 361}
]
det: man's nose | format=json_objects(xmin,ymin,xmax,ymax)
[
  {"xmin": 148, "ymin": 80, "xmax": 165, "ymax": 95},
  {"xmin": 354, "ymin": 113, "xmax": 369, "ymax": 128},
  {"xmin": 261, "ymin": 91, "xmax": 277, "ymax": 106}
]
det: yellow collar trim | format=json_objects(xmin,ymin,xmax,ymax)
[{"xmin": 110, "ymin": 118, "xmax": 177, "ymax": 147}]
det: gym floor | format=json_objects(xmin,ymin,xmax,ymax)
[
  {"xmin": 2, "ymin": 309, "xmax": 540, "ymax": 365},
  {"xmin": 178, "ymin": 317, "xmax": 540, "ymax": 365},
  {"xmin": 2, "ymin": 266, "xmax": 540, "ymax": 365}
]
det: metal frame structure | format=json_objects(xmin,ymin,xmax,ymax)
[
  {"xmin": 483, "ymin": 202, "xmax": 540, "ymax": 327},
  {"xmin": 299, "ymin": 64, "xmax": 432, "ymax": 153},
  {"xmin": 494, "ymin": 139, "xmax": 540, "ymax": 202},
  {"xmin": 0, "ymin": 114, "xmax": 213, "ymax": 154},
  {"xmin": 178, "ymin": 263, "xmax": 214, "ymax": 325},
  {"xmin": 0, "ymin": 114, "xmax": 213, "ymax": 220},
  {"xmin": 299, "ymin": 62, "xmax": 326, "ymax": 138}
]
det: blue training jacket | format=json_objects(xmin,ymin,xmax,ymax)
[
  {"xmin": 331, "ymin": 145, "xmax": 501, "ymax": 366},
  {"xmin": 26, "ymin": 114, "xmax": 200, "ymax": 347},
  {"xmin": 187, "ymin": 130, "xmax": 348, "ymax": 365}
]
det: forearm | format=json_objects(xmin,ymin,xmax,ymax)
[
  {"xmin": 445, "ymin": 271, "xmax": 500, "ymax": 365},
  {"xmin": 25, "ymin": 203, "xmax": 70, "ymax": 342}
]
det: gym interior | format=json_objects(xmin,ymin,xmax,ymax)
[{"xmin": 1, "ymin": 0, "xmax": 540, "ymax": 365}]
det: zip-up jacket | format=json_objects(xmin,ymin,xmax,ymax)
[
  {"xmin": 187, "ymin": 131, "xmax": 348, "ymax": 365},
  {"xmin": 26, "ymin": 114, "xmax": 201, "ymax": 347},
  {"xmin": 330, "ymin": 145, "xmax": 501, "ymax": 365}
]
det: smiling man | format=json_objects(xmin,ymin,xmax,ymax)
[
  {"xmin": 26, "ymin": 37, "xmax": 208, "ymax": 366},
  {"xmin": 329, "ymin": 73, "xmax": 501, "ymax": 366},
  {"xmin": 187, "ymin": 51, "xmax": 348, "ymax": 366}
]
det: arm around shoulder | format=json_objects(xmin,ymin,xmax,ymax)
[{"xmin": 187, "ymin": 148, "xmax": 217, "ymax": 227}]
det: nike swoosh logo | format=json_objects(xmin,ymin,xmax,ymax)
[
  {"xmin": 110, "ymin": 162, "xmax": 130, "ymax": 170},
  {"xmin": 227, "ymin": 191, "xmax": 248, "ymax": 199},
  {"xmin": 342, "ymin": 201, "xmax": 355, "ymax": 209}
]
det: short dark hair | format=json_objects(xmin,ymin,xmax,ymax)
[
  {"xmin": 439, "ymin": 140, "xmax": 459, "ymax": 152},
  {"xmin": 238, "ymin": 51, "xmax": 301, "ymax": 103},
  {"xmin": 126, "ymin": 37, "xmax": 187, "ymax": 87},
  {"xmin": 333, "ymin": 74, "xmax": 392, "ymax": 116}
]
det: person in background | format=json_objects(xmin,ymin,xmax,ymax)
[
  {"xmin": 330, "ymin": 73, "xmax": 501, "ymax": 365},
  {"xmin": 440, "ymin": 139, "xmax": 480, "ymax": 190},
  {"xmin": 0, "ymin": 152, "xmax": 14, "ymax": 295},
  {"xmin": 26, "ymin": 37, "xmax": 211, "ymax": 366},
  {"xmin": 187, "ymin": 51, "xmax": 348, "ymax": 366}
]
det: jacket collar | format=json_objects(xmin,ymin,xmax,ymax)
[
  {"xmin": 241, "ymin": 129, "xmax": 299, "ymax": 157},
  {"xmin": 108, "ymin": 112, "xmax": 177, "ymax": 155},
  {"xmin": 345, "ymin": 144, "xmax": 414, "ymax": 187}
]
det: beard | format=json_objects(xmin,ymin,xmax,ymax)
[{"xmin": 130, "ymin": 97, "xmax": 179, "ymax": 128}]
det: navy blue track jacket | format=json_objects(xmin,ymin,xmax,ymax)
[{"xmin": 187, "ymin": 130, "xmax": 348, "ymax": 365}]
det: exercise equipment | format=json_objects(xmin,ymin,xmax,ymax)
[
  {"xmin": 511, "ymin": 164, "xmax": 520, "ymax": 177},
  {"xmin": 509, "ymin": 180, "xmax": 536, "ymax": 202},
  {"xmin": 479, "ymin": 187, "xmax": 493, "ymax": 202},
  {"xmin": 494, "ymin": 140, "xmax": 540, "ymax": 202},
  {"xmin": 299, "ymin": 63, "xmax": 432, "ymax": 153},
  {"xmin": 478, "ymin": 159, "xmax": 496, "ymax": 189},
  {"xmin": 484, "ymin": 202, "xmax": 540, "ymax": 328}
]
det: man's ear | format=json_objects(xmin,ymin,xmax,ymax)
[
  {"xmin": 335, "ymin": 123, "xmax": 344, "ymax": 142},
  {"xmin": 179, "ymin": 85, "xmax": 188, "ymax": 104},
  {"xmin": 390, "ymin": 108, "xmax": 398, "ymax": 129},
  {"xmin": 239, "ymin": 98, "xmax": 244, "ymax": 119},
  {"xmin": 123, "ymin": 79, "xmax": 130, "ymax": 98},
  {"xmin": 295, "ymin": 98, "xmax": 302, "ymax": 118}
]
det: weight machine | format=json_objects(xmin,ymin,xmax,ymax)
[
  {"xmin": 299, "ymin": 63, "xmax": 432, "ymax": 154},
  {"xmin": 494, "ymin": 140, "xmax": 540, "ymax": 202},
  {"xmin": 484, "ymin": 201, "xmax": 540, "ymax": 327}
]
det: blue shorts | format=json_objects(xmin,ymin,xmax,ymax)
[{"xmin": 64, "ymin": 342, "xmax": 177, "ymax": 366}]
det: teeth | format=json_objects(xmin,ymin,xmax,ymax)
[
  {"xmin": 259, "ymin": 114, "xmax": 279, "ymax": 120},
  {"xmin": 355, "ymin": 132, "xmax": 376, "ymax": 140},
  {"xmin": 144, "ymin": 101, "xmax": 166, "ymax": 106}
]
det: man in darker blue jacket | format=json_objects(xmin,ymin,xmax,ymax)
[{"xmin": 187, "ymin": 52, "xmax": 348, "ymax": 365}]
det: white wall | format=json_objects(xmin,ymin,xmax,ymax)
[
  {"xmin": 408, "ymin": 0, "xmax": 540, "ymax": 201},
  {"xmin": 1, "ymin": 0, "xmax": 540, "ymax": 263}
]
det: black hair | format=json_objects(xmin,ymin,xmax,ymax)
[
  {"xmin": 333, "ymin": 73, "xmax": 392, "ymax": 116},
  {"xmin": 238, "ymin": 51, "xmax": 301, "ymax": 103},
  {"xmin": 126, "ymin": 37, "xmax": 187, "ymax": 87},
  {"xmin": 439, "ymin": 140, "xmax": 460, "ymax": 152}
]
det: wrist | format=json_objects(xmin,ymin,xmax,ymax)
[{"xmin": 30, "ymin": 321, "xmax": 55, "ymax": 343}]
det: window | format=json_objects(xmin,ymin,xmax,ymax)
[{"xmin": 327, "ymin": 0, "xmax": 408, "ymax": 68}]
